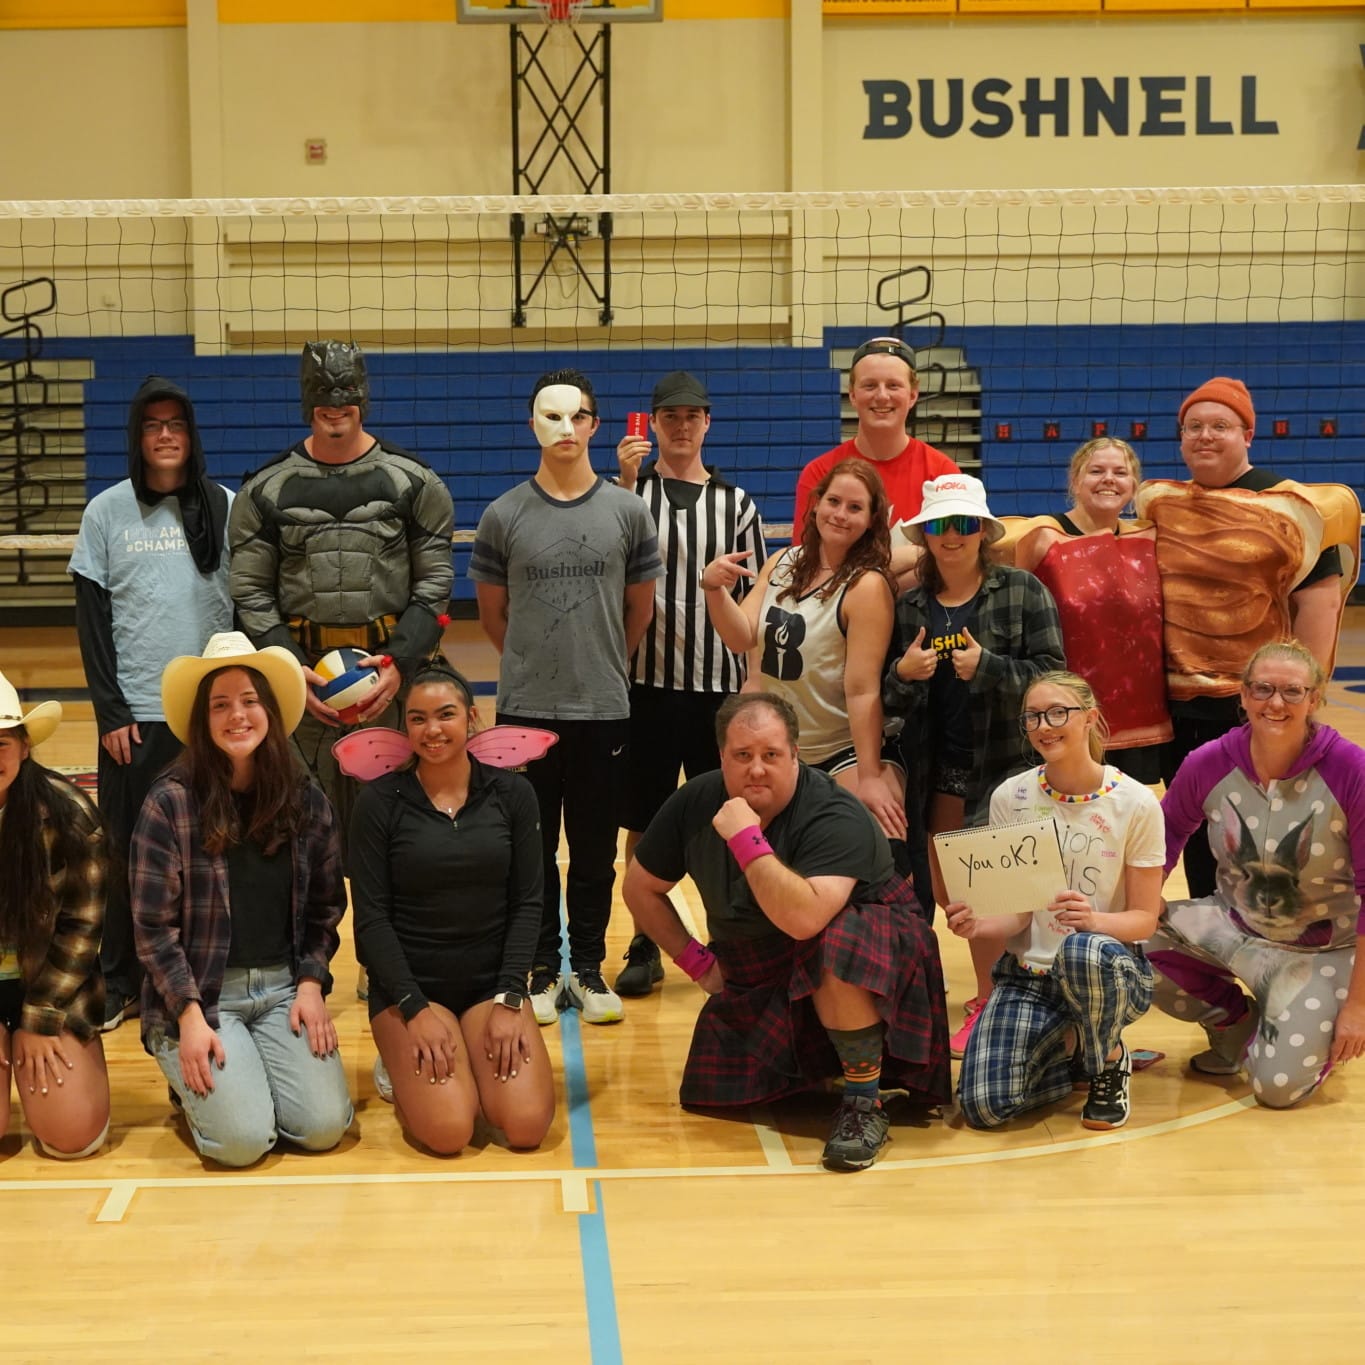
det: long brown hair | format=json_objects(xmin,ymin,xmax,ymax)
[
  {"xmin": 782, "ymin": 457, "xmax": 894, "ymax": 603},
  {"xmin": 0, "ymin": 729, "xmax": 104, "ymax": 965},
  {"xmin": 175, "ymin": 665, "xmax": 303, "ymax": 855}
]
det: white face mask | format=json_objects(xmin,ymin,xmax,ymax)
[{"xmin": 532, "ymin": 384, "xmax": 587, "ymax": 448}]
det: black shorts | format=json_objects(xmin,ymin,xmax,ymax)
[
  {"xmin": 0, "ymin": 978, "xmax": 23, "ymax": 1032},
  {"xmin": 811, "ymin": 737, "xmax": 907, "ymax": 778},
  {"xmin": 366, "ymin": 971, "xmax": 499, "ymax": 1022},
  {"xmin": 623, "ymin": 685, "xmax": 727, "ymax": 833}
]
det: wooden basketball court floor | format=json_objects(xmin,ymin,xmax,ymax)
[{"xmin": 4, "ymin": 613, "xmax": 1365, "ymax": 1364}]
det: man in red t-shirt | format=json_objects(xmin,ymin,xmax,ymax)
[{"xmin": 793, "ymin": 336, "xmax": 959, "ymax": 537}]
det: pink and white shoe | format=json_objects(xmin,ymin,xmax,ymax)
[{"xmin": 950, "ymin": 995, "xmax": 987, "ymax": 1060}]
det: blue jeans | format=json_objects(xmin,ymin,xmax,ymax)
[{"xmin": 152, "ymin": 964, "xmax": 353, "ymax": 1167}]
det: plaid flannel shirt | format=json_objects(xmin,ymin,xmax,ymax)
[
  {"xmin": 18, "ymin": 775, "xmax": 106, "ymax": 1039},
  {"xmin": 883, "ymin": 564, "xmax": 1065, "ymax": 828},
  {"xmin": 130, "ymin": 771, "xmax": 345, "ymax": 1046}
]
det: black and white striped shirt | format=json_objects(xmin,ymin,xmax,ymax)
[{"xmin": 629, "ymin": 465, "xmax": 767, "ymax": 694}]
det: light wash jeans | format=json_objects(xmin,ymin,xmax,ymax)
[{"xmin": 152, "ymin": 964, "xmax": 353, "ymax": 1167}]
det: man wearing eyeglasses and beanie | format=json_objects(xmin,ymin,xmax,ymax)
[
  {"xmin": 68, "ymin": 376, "xmax": 235, "ymax": 1030},
  {"xmin": 1138, "ymin": 376, "xmax": 1358, "ymax": 896},
  {"xmin": 792, "ymin": 336, "xmax": 960, "ymax": 534}
]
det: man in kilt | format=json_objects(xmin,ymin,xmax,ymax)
[{"xmin": 623, "ymin": 692, "xmax": 950, "ymax": 1170}]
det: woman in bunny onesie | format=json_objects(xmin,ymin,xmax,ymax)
[{"xmin": 1149, "ymin": 639, "xmax": 1365, "ymax": 1107}]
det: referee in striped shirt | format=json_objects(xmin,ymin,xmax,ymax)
[{"xmin": 613, "ymin": 371, "xmax": 767, "ymax": 995}]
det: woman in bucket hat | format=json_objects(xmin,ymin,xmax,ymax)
[
  {"xmin": 0, "ymin": 671, "xmax": 112, "ymax": 1158},
  {"xmin": 883, "ymin": 474, "xmax": 1065, "ymax": 1059},
  {"xmin": 130, "ymin": 632, "xmax": 353, "ymax": 1166}
]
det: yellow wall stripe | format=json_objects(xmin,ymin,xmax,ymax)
[
  {"xmin": 218, "ymin": 0, "xmax": 784, "ymax": 20},
  {"xmin": 0, "ymin": 1, "xmax": 185, "ymax": 27}
]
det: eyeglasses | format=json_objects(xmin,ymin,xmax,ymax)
[
  {"xmin": 1245, "ymin": 681, "xmax": 1314, "ymax": 704},
  {"xmin": 1018, "ymin": 705, "xmax": 1085, "ymax": 733},
  {"xmin": 922, "ymin": 516, "xmax": 982, "ymax": 537},
  {"xmin": 142, "ymin": 418, "xmax": 189, "ymax": 436},
  {"xmin": 1180, "ymin": 421, "xmax": 1245, "ymax": 439}
]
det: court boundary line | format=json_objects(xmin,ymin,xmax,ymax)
[{"xmin": 0, "ymin": 1093, "xmax": 1257, "ymax": 1220}]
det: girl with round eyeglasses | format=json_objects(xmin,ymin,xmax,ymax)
[
  {"xmin": 1147, "ymin": 639, "xmax": 1365, "ymax": 1107},
  {"xmin": 884, "ymin": 473, "xmax": 1065, "ymax": 1059},
  {"xmin": 946, "ymin": 672, "xmax": 1165, "ymax": 1132}
]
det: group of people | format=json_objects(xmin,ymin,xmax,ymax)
[{"xmin": 0, "ymin": 335, "xmax": 1359, "ymax": 1174}]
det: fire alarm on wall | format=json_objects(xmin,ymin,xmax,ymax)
[{"xmin": 305, "ymin": 138, "xmax": 327, "ymax": 165}]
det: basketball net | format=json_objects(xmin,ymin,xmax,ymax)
[{"xmin": 533, "ymin": 0, "xmax": 586, "ymax": 27}]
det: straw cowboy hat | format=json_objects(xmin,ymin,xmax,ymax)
[
  {"xmin": 0, "ymin": 670, "xmax": 62, "ymax": 747},
  {"xmin": 161, "ymin": 631, "xmax": 308, "ymax": 743}
]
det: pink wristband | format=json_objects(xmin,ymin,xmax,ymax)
[
  {"xmin": 726, "ymin": 824, "xmax": 774, "ymax": 872},
  {"xmin": 674, "ymin": 937, "xmax": 716, "ymax": 982}
]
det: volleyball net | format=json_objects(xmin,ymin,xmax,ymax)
[{"xmin": 1, "ymin": 186, "xmax": 1362, "ymax": 597}]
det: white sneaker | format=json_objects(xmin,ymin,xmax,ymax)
[
  {"xmin": 373, "ymin": 1055, "xmax": 394, "ymax": 1103},
  {"xmin": 563, "ymin": 968, "xmax": 624, "ymax": 1025},
  {"xmin": 529, "ymin": 966, "xmax": 563, "ymax": 1026}
]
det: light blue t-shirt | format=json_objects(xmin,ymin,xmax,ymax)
[{"xmin": 67, "ymin": 482, "xmax": 235, "ymax": 721}]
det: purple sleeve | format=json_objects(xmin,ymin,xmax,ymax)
[
  {"xmin": 1160, "ymin": 739, "xmax": 1238, "ymax": 877},
  {"xmin": 1312, "ymin": 738, "xmax": 1365, "ymax": 924}
]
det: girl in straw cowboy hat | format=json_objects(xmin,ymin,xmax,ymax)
[
  {"xmin": 0, "ymin": 671, "xmax": 111, "ymax": 1158},
  {"xmin": 130, "ymin": 632, "xmax": 353, "ymax": 1167}
]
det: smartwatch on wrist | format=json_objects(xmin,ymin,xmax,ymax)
[{"xmin": 493, "ymin": 990, "xmax": 526, "ymax": 1013}]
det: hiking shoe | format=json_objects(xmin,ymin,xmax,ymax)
[
  {"xmin": 529, "ymin": 965, "xmax": 563, "ymax": 1026},
  {"xmin": 1191, "ymin": 999, "xmax": 1259, "ymax": 1076},
  {"xmin": 373, "ymin": 1056, "xmax": 394, "ymax": 1104},
  {"xmin": 562, "ymin": 968, "xmax": 624, "ymax": 1025},
  {"xmin": 614, "ymin": 933, "xmax": 664, "ymax": 997},
  {"xmin": 100, "ymin": 989, "xmax": 139, "ymax": 1033},
  {"xmin": 822, "ymin": 1095, "xmax": 890, "ymax": 1171},
  {"xmin": 1081, "ymin": 1042, "xmax": 1132, "ymax": 1131},
  {"xmin": 949, "ymin": 996, "xmax": 987, "ymax": 1060}
]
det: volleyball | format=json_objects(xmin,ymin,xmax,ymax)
[{"xmin": 313, "ymin": 647, "xmax": 380, "ymax": 723}]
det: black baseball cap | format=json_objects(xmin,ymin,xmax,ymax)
[
  {"xmin": 849, "ymin": 336, "xmax": 918, "ymax": 380},
  {"xmin": 651, "ymin": 371, "xmax": 710, "ymax": 410}
]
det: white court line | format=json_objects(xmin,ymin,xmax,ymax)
[
  {"xmin": 561, "ymin": 1172, "xmax": 591, "ymax": 1212},
  {"xmin": 749, "ymin": 1106, "xmax": 794, "ymax": 1169},
  {"xmin": 0, "ymin": 1094, "xmax": 1257, "ymax": 1219},
  {"xmin": 96, "ymin": 1180, "xmax": 137, "ymax": 1222}
]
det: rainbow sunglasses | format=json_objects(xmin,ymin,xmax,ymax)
[{"xmin": 921, "ymin": 515, "xmax": 982, "ymax": 537}]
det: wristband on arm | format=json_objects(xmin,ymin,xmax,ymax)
[
  {"xmin": 726, "ymin": 824, "xmax": 774, "ymax": 872},
  {"xmin": 674, "ymin": 937, "xmax": 717, "ymax": 982}
]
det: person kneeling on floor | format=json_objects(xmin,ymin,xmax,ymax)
[{"xmin": 623, "ymin": 692, "xmax": 950, "ymax": 1171}]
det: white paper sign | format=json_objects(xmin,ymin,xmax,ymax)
[{"xmin": 933, "ymin": 818, "xmax": 1067, "ymax": 916}]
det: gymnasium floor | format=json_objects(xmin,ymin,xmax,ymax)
[{"xmin": 5, "ymin": 613, "xmax": 1365, "ymax": 1364}]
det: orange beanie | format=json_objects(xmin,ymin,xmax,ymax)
[{"xmin": 1179, "ymin": 377, "xmax": 1255, "ymax": 432}]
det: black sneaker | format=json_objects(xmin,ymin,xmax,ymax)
[
  {"xmin": 613, "ymin": 933, "xmax": 664, "ymax": 997},
  {"xmin": 1081, "ymin": 1042, "xmax": 1132, "ymax": 1131},
  {"xmin": 821, "ymin": 1095, "xmax": 890, "ymax": 1171},
  {"xmin": 100, "ymin": 990, "xmax": 139, "ymax": 1033}
]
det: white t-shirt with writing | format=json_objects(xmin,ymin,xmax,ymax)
[{"xmin": 988, "ymin": 764, "xmax": 1165, "ymax": 973}]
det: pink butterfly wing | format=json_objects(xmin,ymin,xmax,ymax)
[
  {"xmin": 331, "ymin": 728, "xmax": 414, "ymax": 781},
  {"xmin": 467, "ymin": 725, "xmax": 559, "ymax": 769}
]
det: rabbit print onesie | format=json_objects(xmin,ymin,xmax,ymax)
[{"xmin": 1149, "ymin": 723, "xmax": 1365, "ymax": 1107}]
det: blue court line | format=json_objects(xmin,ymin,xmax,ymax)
[{"xmin": 557, "ymin": 923, "xmax": 623, "ymax": 1365}]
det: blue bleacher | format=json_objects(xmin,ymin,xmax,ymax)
[{"xmin": 62, "ymin": 321, "xmax": 1365, "ymax": 598}]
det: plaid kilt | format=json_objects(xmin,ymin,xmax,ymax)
[{"xmin": 679, "ymin": 874, "xmax": 951, "ymax": 1109}]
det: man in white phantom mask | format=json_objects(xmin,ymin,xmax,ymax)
[{"xmin": 470, "ymin": 369, "xmax": 663, "ymax": 1027}]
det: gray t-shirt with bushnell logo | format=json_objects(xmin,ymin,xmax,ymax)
[{"xmin": 469, "ymin": 477, "xmax": 662, "ymax": 720}]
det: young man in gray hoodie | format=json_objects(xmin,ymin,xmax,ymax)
[{"xmin": 68, "ymin": 376, "xmax": 234, "ymax": 1030}]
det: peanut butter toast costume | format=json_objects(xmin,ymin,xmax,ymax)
[{"xmin": 1135, "ymin": 479, "xmax": 1360, "ymax": 699}]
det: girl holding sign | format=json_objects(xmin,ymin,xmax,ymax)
[{"xmin": 946, "ymin": 672, "xmax": 1164, "ymax": 1131}]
